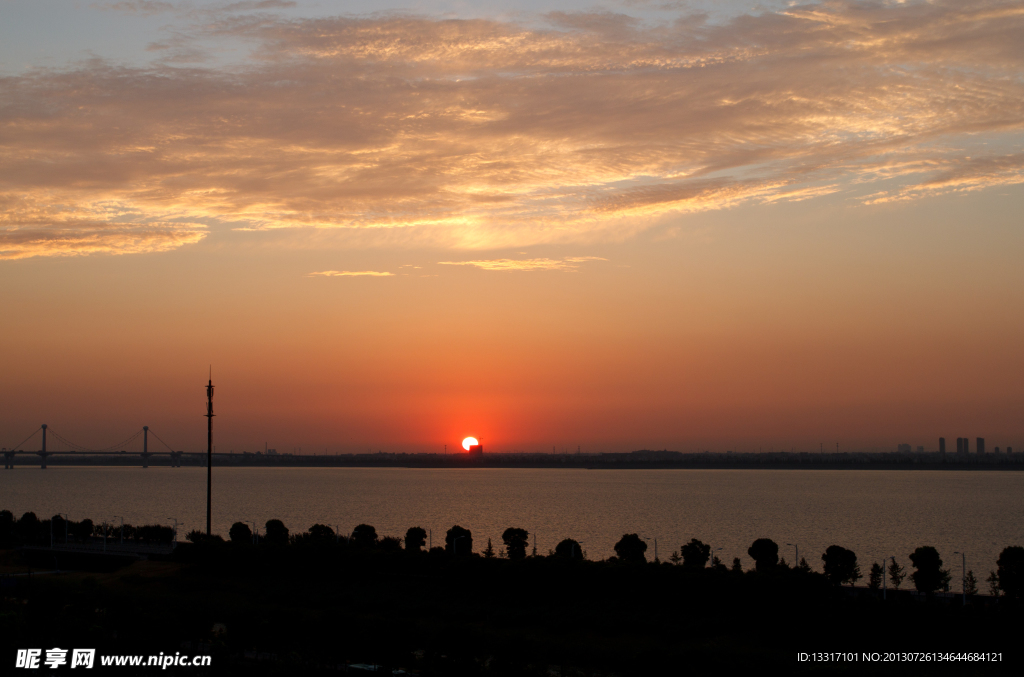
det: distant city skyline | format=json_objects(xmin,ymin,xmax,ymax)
[{"xmin": 2, "ymin": 0, "xmax": 1022, "ymax": 452}]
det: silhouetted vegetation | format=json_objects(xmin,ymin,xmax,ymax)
[
  {"xmin": 996, "ymin": 546, "xmax": 1024, "ymax": 599},
  {"xmin": 264, "ymin": 519, "xmax": 289, "ymax": 545},
  {"xmin": 747, "ymin": 538, "xmax": 779, "ymax": 572},
  {"xmin": 613, "ymin": 533, "xmax": 647, "ymax": 563},
  {"xmin": 445, "ymin": 525, "xmax": 472, "ymax": 556},
  {"xmin": 229, "ymin": 521, "xmax": 252, "ymax": 544},
  {"xmin": 680, "ymin": 538, "xmax": 710, "ymax": 569},
  {"xmin": 3, "ymin": 508, "xmax": 1022, "ymax": 675},
  {"xmin": 404, "ymin": 526, "xmax": 426, "ymax": 552},
  {"xmin": 910, "ymin": 546, "xmax": 950, "ymax": 593},
  {"xmin": 869, "ymin": 562, "xmax": 883, "ymax": 589},
  {"xmin": 822, "ymin": 545, "xmax": 861, "ymax": 587},
  {"xmin": 501, "ymin": 527, "xmax": 529, "ymax": 560},
  {"xmin": 888, "ymin": 557, "xmax": 907, "ymax": 589},
  {"xmin": 553, "ymin": 538, "xmax": 583, "ymax": 560}
]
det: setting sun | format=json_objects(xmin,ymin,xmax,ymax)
[{"xmin": 461, "ymin": 437, "xmax": 479, "ymax": 451}]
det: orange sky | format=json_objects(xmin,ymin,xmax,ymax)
[{"xmin": 1, "ymin": 1, "xmax": 1023, "ymax": 453}]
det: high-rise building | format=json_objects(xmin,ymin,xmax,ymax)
[
  {"xmin": 939, "ymin": 437, "xmax": 946, "ymax": 455},
  {"xmin": 956, "ymin": 437, "xmax": 963, "ymax": 454},
  {"xmin": 976, "ymin": 437, "xmax": 985, "ymax": 455}
]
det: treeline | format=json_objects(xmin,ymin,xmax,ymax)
[
  {"xmin": 180, "ymin": 518, "xmax": 1024, "ymax": 601},
  {"xmin": 0, "ymin": 510, "xmax": 175, "ymax": 546}
]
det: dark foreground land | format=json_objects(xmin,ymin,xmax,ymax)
[{"xmin": 1, "ymin": 543, "xmax": 1020, "ymax": 676}]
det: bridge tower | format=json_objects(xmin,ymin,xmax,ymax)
[
  {"xmin": 38, "ymin": 424, "xmax": 48, "ymax": 469},
  {"xmin": 142, "ymin": 426, "xmax": 150, "ymax": 468}
]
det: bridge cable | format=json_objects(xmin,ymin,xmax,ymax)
[
  {"xmin": 5, "ymin": 426, "xmax": 41, "ymax": 452},
  {"xmin": 47, "ymin": 428, "xmax": 144, "ymax": 453},
  {"xmin": 146, "ymin": 429, "xmax": 178, "ymax": 453}
]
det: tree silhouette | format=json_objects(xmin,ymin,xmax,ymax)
[
  {"xmin": 74, "ymin": 519, "xmax": 94, "ymax": 543},
  {"xmin": 613, "ymin": 534, "xmax": 647, "ymax": 563},
  {"xmin": 731, "ymin": 557, "xmax": 743, "ymax": 573},
  {"xmin": 987, "ymin": 570, "xmax": 1000, "ymax": 596},
  {"xmin": 909, "ymin": 546, "xmax": 948, "ymax": 593},
  {"xmin": 502, "ymin": 527, "xmax": 530, "ymax": 560},
  {"xmin": 483, "ymin": 538, "xmax": 495, "ymax": 558},
  {"xmin": 379, "ymin": 535, "xmax": 403, "ymax": 551},
  {"xmin": 405, "ymin": 526, "xmax": 427, "ymax": 552},
  {"xmin": 445, "ymin": 525, "xmax": 473, "ymax": 555},
  {"xmin": 18, "ymin": 512, "xmax": 39, "ymax": 544},
  {"xmin": 964, "ymin": 570, "xmax": 978, "ymax": 596},
  {"xmin": 869, "ymin": 562, "xmax": 883, "ymax": 590},
  {"xmin": 554, "ymin": 538, "xmax": 584, "ymax": 560},
  {"xmin": 0, "ymin": 510, "xmax": 13, "ymax": 547},
  {"xmin": 352, "ymin": 524, "xmax": 378, "ymax": 548},
  {"xmin": 680, "ymin": 538, "xmax": 710, "ymax": 569},
  {"xmin": 822, "ymin": 545, "xmax": 861, "ymax": 586},
  {"xmin": 888, "ymin": 558, "xmax": 906, "ymax": 589},
  {"xmin": 996, "ymin": 546, "xmax": 1024, "ymax": 599},
  {"xmin": 797, "ymin": 557, "xmax": 811, "ymax": 573},
  {"xmin": 229, "ymin": 521, "xmax": 253, "ymax": 544},
  {"xmin": 747, "ymin": 539, "xmax": 779, "ymax": 573},
  {"xmin": 264, "ymin": 519, "xmax": 289, "ymax": 545},
  {"xmin": 185, "ymin": 529, "xmax": 223, "ymax": 544},
  {"xmin": 307, "ymin": 524, "xmax": 335, "ymax": 542}
]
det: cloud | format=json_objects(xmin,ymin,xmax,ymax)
[
  {"xmin": 308, "ymin": 270, "xmax": 395, "ymax": 277},
  {"xmin": 4, "ymin": 1, "xmax": 1024, "ymax": 258},
  {"xmin": 0, "ymin": 193, "xmax": 207, "ymax": 260},
  {"xmin": 95, "ymin": 1, "xmax": 177, "ymax": 15},
  {"xmin": 439, "ymin": 256, "xmax": 607, "ymax": 271}
]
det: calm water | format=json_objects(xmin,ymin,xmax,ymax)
[{"xmin": 2, "ymin": 467, "xmax": 1022, "ymax": 579}]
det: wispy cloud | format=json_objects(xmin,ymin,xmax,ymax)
[
  {"xmin": 439, "ymin": 256, "xmax": 607, "ymax": 271},
  {"xmin": 307, "ymin": 270, "xmax": 395, "ymax": 277},
  {"xmin": 4, "ymin": 1, "xmax": 1023, "ymax": 258}
]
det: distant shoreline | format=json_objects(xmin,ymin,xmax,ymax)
[{"xmin": 4, "ymin": 450, "xmax": 1022, "ymax": 470}]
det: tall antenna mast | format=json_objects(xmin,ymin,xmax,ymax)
[{"xmin": 205, "ymin": 367, "xmax": 215, "ymax": 535}]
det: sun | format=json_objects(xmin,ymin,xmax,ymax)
[{"xmin": 462, "ymin": 437, "xmax": 478, "ymax": 451}]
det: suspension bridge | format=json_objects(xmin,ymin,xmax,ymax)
[{"xmin": 2, "ymin": 425, "xmax": 202, "ymax": 469}]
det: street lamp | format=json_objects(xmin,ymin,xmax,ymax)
[
  {"xmin": 709, "ymin": 546, "xmax": 723, "ymax": 568},
  {"xmin": 953, "ymin": 551, "xmax": 966, "ymax": 606},
  {"xmin": 167, "ymin": 518, "xmax": 183, "ymax": 543},
  {"xmin": 786, "ymin": 543, "xmax": 798, "ymax": 566}
]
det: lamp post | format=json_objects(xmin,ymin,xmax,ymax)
[
  {"xmin": 786, "ymin": 542, "xmax": 798, "ymax": 566},
  {"xmin": 167, "ymin": 518, "xmax": 182, "ymax": 543},
  {"xmin": 953, "ymin": 551, "xmax": 966, "ymax": 605}
]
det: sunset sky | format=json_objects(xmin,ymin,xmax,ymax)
[{"xmin": 1, "ymin": 0, "xmax": 1022, "ymax": 454}]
